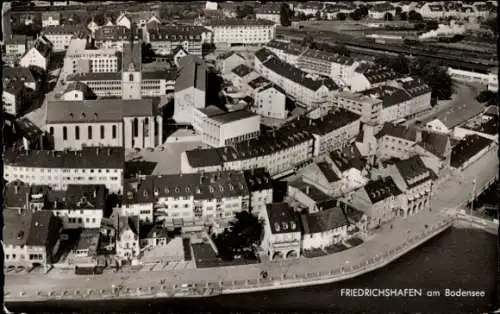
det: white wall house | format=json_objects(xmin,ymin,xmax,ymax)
[
  {"xmin": 4, "ymin": 147, "xmax": 125, "ymax": 193},
  {"xmin": 204, "ymin": 19, "xmax": 276, "ymax": 47},
  {"xmin": 252, "ymin": 84, "xmax": 287, "ymax": 120},
  {"xmin": 261, "ymin": 203, "xmax": 301, "ymax": 261}
]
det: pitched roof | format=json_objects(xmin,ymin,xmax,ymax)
[
  {"xmin": 5, "ymin": 35, "xmax": 27, "ymax": 45},
  {"xmin": 5, "ymin": 180, "xmax": 30, "ymax": 209},
  {"xmin": 205, "ymin": 19, "xmax": 275, "ymax": 27},
  {"xmin": 63, "ymin": 185, "xmax": 107, "ymax": 210},
  {"xmin": 33, "ymin": 38, "xmax": 52, "ymax": 58},
  {"xmin": 393, "ymin": 156, "xmax": 433, "ymax": 189},
  {"xmin": 375, "ymin": 123, "xmax": 418, "ymax": 142},
  {"xmin": 4, "ymin": 147, "xmax": 125, "ymax": 169},
  {"xmin": 316, "ymin": 161, "xmax": 340, "ymax": 183},
  {"xmin": 231, "ymin": 64, "xmax": 252, "ymax": 78},
  {"xmin": 243, "ymin": 168, "xmax": 272, "ymax": 192},
  {"xmin": 265, "ymin": 203, "xmax": 300, "ymax": 234},
  {"xmin": 364, "ymin": 177, "xmax": 402, "ymax": 204},
  {"xmin": 260, "ymin": 54, "xmax": 338, "ymax": 92},
  {"xmin": 123, "ymin": 171, "xmax": 250, "ymax": 204},
  {"xmin": 248, "ymin": 76, "xmax": 271, "ymax": 89},
  {"xmin": 451, "ymin": 134, "xmax": 493, "ymax": 168},
  {"xmin": 300, "ymin": 48, "xmax": 354, "ymax": 66},
  {"xmin": 301, "ymin": 206, "xmax": 362, "ymax": 234},
  {"xmin": 124, "ymin": 161, "xmax": 158, "ymax": 179},
  {"xmin": 15, "ymin": 118, "xmax": 44, "ymax": 141},
  {"xmin": 64, "ymin": 81, "xmax": 96, "ymax": 99},
  {"xmin": 361, "ymin": 85, "xmax": 411, "ymax": 109},
  {"xmin": 26, "ymin": 211, "xmax": 55, "ymax": 247},
  {"xmin": 355, "ymin": 64, "xmax": 398, "ymax": 84},
  {"xmin": 3, "ymin": 209, "xmax": 33, "ymax": 246},
  {"xmin": 46, "ymin": 98, "xmax": 154, "ymax": 123},
  {"xmin": 3, "ymin": 66, "xmax": 36, "ymax": 85},
  {"xmin": 418, "ymin": 130, "xmax": 449, "ymax": 158},
  {"xmin": 185, "ymin": 148, "xmax": 223, "ymax": 168},
  {"xmin": 283, "ymin": 107, "xmax": 360, "ymax": 136},
  {"xmin": 289, "ymin": 178, "xmax": 331, "ymax": 205},
  {"xmin": 329, "ymin": 146, "xmax": 366, "ymax": 172}
]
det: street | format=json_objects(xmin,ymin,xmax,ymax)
[{"xmin": 405, "ymin": 80, "xmax": 486, "ymax": 127}]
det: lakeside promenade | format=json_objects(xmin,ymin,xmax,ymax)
[{"xmin": 4, "ymin": 147, "xmax": 498, "ymax": 301}]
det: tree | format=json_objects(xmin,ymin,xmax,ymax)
[
  {"xmin": 412, "ymin": 59, "xmax": 453, "ymax": 100},
  {"xmin": 384, "ymin": 12, "xmax": 393, "ymax": 21},
  {"xmin": 395, "ymin": 6, "xmax": 402, "ymax": 16},
  {"xmin": 236, "ymin": 4, "xmax": 255, "ymax": 19},
  {"xmin": 212, "ymin": 211, "xmax": 263, "ymax": 260},
  {"xmin": 280, "ymin": 3, "xmax": 292, "ymax": 26},
  {"xmin": 426, "ymin": 20, "xmax": 439, "ymax": 31},
  {"xmin": 485, "ymin": 17, "xmax": 497, "ymax": 35},
  {"xmin": 337, "ymin": 12, "xmax": 347, "ymax": 21},
  {"xmin": 350, "ymin": 9, "xmax": 363, "ymax": 21},
  {"xmin": 476, "ymin": 90, "xmax": 498, "ymax": 106},
  {"xmin": 408, "ymin": 10, "xmax": 423, "ymax": 22},
  {"xmin": 399, "ymin": 11, "xmax": 408, "ymax": 21},
  {"xmin": 358, "ymin": 5, "xmax": 369, "ymax": 18},
  {"xmin": 315, "ymin": 10, "xmax": 322, "ymax": 20},
  {"xmin": 331, "ymin": 44, "xmax": 351, "ymax": 57},
  {"xmin": 302, "ymin": 34, "xmax": 314, "ymax": 47}
]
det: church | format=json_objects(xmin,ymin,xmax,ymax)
[{"xmin": 46, "ymin": 40, "xmax": 163, "ymax": 150}]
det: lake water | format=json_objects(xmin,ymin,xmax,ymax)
[{"xmin": 7, "ymin": 227, "xmax": 498, "ymax": 314}]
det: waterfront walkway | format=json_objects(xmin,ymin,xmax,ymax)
[{"xmin": 4, "ymin": 147, "xmax": 498, "ymax": 301}]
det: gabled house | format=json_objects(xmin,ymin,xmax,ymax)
[
  {"xmin": 19, "ymin": 37, "xmax": 52, "ymax": 71},
  {"xmin": 261, "ymin": 203, "xmax": 301, "ymax": 261},
  {"xmin": 115, "ymin": 214, "xmax": 140, "ymax": 264},
  {"xmin": 300, "ymin": 161, "xmax": 343, "ymax": 197},
  {"xmin": 414, "ymin": 130, "xmax": 452, "ymax": 176},
  {"xmin": 349, "ymin": 176, "xmax": 406, "ymax": 229},
  {"xmin": 378, "ymin": 156, "xmax": 435, "ymax": 217},
  {"xmin": 220, "ymin": 52, "xmax": 247, "ymax": 75},
  {"xmin": 375, "ymin": 123, "xmax": 420, "ymax": 161},
  {"xmin": 172, "ymin": 46, "xmax": 189, "ymax": 67},
  {"xmin": 300, "ymin": 202, "xmax": 365, "ymax": 250},
  {"xmin": 62, "ymin": 81, "xmax": 97, "ymax": 101},
  {"xmin": 116, "ymin": 12, "xmax": 132, "ymax": 29}
]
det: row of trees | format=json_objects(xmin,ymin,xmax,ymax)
[{"xmin": 374, "ymin": 54, "xmax": 454, "ymax": 101}]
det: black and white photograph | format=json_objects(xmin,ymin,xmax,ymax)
[{"xmin": 1, "ymin": 0, "xmax": 498, "ymax": 313}]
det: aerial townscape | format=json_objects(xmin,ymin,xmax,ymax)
[{"xmin": 2, "ymin": 0, "xmax": 498, "ymax": 312}]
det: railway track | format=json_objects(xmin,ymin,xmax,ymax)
[{"xmin": 277, "ymin": 29, "xmax": 497, "ymax": 72}]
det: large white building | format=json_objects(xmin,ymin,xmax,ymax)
[
  {"xmin": 204, "ymin": 19, "xmax": 276, "ymax": 48},
  {"xmin": 123, "ymin": 170, "xmax": 250, "ymax": 231},
  {"xmin": 174, "ymin": 55, "xmax": 207, "ymax": 124},
  {"xmin": 32, "ymin": 184, "xmax": 106, "ymax": 229},
  {"xmin": 144, "ymin": 25, "xmax": 212, "ymax": 56},
  {"xmin": 296, "ymin": 49, "xmax": 359, "ymax": 88},
  {"xmin": 46, "ymin": 98, "xmax": 162, "ymax": 150},
  {"xmin": 192, "ymin": 106, "xmax": 261, "ymax": 147},
  {"xmin": 336, "ymin": 91, "xmax": 383, "ymax": 125},
  {"xmin": 62, "ymin": 39, "xmax": 120, "ymax": 76},
  {"xmin": 181, "ymin": 123, "xmax": 315, "ymax": 177},
  {"xmin": 42, "ymin": 25, "xmax": 88, "ymax": 51},
  {"xmin": 4, "ymin": 147, "xmax": 125, "ymax": 193},
  {"xmin": 254, "ymin": 48, "xmax": 338, "ymax": 110}
]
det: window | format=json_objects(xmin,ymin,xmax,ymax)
[
  {"xmin": 88, "ymin": 126, "xmax": 92, "ymax": 139},
  {"xmin": 100, "ymin": 125, "xmax": 105, "ymax": 139},
  {"xmin": 133, "ymin": 118, "xmax": 138, "ymax": 137},
  {"xmin": 49, "ymin": 127, "xmax": 54, "ymax": 136},
  {"xmin": 63, "ymin": 126, "xmax": 67, "ymax": 140},
  {"xmin": 75, "ymin": 126, "xmax": 80, "ymax": 140},
  {"xmin": 129, "ymin": 74, "xmax": 134, "ymax": 81},
  {"xmin": 112, "ymin": 125, "xmax": 117, "ymax": 139}
]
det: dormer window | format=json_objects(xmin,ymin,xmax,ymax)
[
  {"xmin": 164, "ymin": 188, "xmax": 169, "ymax": 194},
  {"xmin": 143, "ymin": 190, "xmax": 149, "ymax": 197},
  {"xmin": 209, "ymin": 186, "xmax": 214, "ymax": 193},
  {"xmin": 274, "ymin": 223, "xmax": 280, "ymax": 232},
  {"xmin": 282, "ymin": 222, "xmax": 288, "ymax": 231},
  {"xmin": 174, "ymin": 187, "xmax": 180, "ymax": 193}
]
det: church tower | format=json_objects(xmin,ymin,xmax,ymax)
[{"xmin": 122, "ymin": 27, "xmax": 142, "ymax": 100}]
